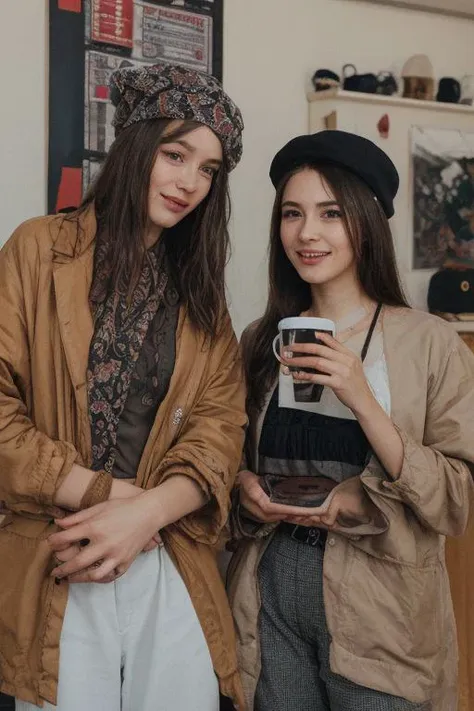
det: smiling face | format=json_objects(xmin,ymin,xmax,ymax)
[
  {"xmin": 280, "ymin": 167, "xmax": 357, "ymax": 288},
  {"xmin": 146, "ymin": 122, "xmax": 223, "ymax": 245}
]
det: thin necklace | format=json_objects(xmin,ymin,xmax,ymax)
[{"xmin": 334, "ymin": 305, "xmax": 368, "ymax": 334}]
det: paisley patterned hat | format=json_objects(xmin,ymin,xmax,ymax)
[{"xmin": 110, "ymin": 63, "xmax": 244, "ymax": 171}]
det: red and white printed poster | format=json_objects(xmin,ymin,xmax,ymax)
[
  {"xmin": 133, "ymin": 2, "xmax": 212, "ymax": 74},
  {"xmin": 91, "ymin": 0, "xmax": 134, "ymax": 48}
]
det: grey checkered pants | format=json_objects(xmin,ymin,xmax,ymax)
[{"xmin": 255, "ymin": 529, "xmax": 430, "ymax": 711}]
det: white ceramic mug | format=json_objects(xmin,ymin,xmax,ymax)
[{"xmin": 272, "ymin": 316, "xmax": 335, "ymax": 403}]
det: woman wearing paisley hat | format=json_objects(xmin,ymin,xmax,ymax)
[
  {"xmin": 0, "ymin": 63, "xmax": 246, "ymax": 711},
  {"xmin": 228, "ymin": 130, "xmax": 474, "ymax": 711}
]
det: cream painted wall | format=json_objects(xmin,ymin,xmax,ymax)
[
  {"xmin": 0, "ymin": 1, "xmax": 47, "ymax": 242},
  {"xmin": 0, "ymin": 0, "xmax": 473, "ymax": 335}
]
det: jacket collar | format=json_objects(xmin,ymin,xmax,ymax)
[
  {"xmin": 51, "ymin": 206, "xmax": 97, "ymax": 416},
  {"xmin": 380, "ymin": 306, "xmax": 414, "ymax": 429},
  {"xmin": 50, "ymin": 204, "xmax": 97, "ymax": 262}
]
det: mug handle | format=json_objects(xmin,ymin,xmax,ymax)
[{"xmin": 272, "ymin": 334, "xmax": 285, "ymax": 365}]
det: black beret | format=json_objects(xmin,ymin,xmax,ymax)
[{"xmin": 269, "ymin": 130, "xmax": 399, "ymax": 218}]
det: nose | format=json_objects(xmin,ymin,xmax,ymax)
[
  {"xmin": 176, "ymin": 164, "xmax": 199, "ymax": 193},
  {"xmin": 299, "ymin": 215, "xmax": 322, "ymax": 242}
]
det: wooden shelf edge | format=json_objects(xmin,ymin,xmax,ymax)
[
  {"xmin": 307, "ymin": 88, "xmax": 474, "ymax": 114},
  {"xmin": 448, "ymin": 321, "xmax": 474, "ymax": 333}
]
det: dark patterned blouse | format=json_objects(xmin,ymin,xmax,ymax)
[{"xmin": 87, "ymin": 236, "xmax": 179, "ymax": 478}]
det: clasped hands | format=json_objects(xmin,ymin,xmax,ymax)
[{"xmin": 49, "ymin": 493, "xmax": 163, "ymax": 585}]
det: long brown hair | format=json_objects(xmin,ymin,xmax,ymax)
[
  {"xmin": 244, "ymin": 163, "xmax": 409, "ymax": 409},
  {"xmin": 70, "ymin": 118, "xmax": 231, "ymax": 337}
]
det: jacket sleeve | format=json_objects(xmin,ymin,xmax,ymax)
[
  {"xmin": 0, "ymin": 231, "xmax": 78, "ymax": 518},
  {"xmin": 153, "ymin": 317, "xmax": 247, "ymax": 545},
  {"xmin": 362, "ymin": 337, "xmax": 474, "ymax": 536}
]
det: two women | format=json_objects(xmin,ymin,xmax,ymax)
[
  {"xmin": 2, "ymin": 64, "xmax": 472, "ymax": 711},
  {"xmin": 0, "ymin": 63, "xmax": 246, "ymax": 711},
  {"xmin": 228, "ymin": 130, "xmax": 474, "ymax": 711}
]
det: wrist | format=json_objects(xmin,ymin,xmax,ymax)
[
  {"xmin": 350, "ymin": 389, "xmax": 379, "ymax": 420},
  {"xmin": 110, "ymin": 480, "xmax": 141, "ymax": 500},
  {"xmin": 136, "ymin": 488, "xmax": 167, "ymax": 531}
]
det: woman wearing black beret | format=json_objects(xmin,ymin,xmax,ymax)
[{"xmin": 228, "ymin": 130, "xmax": 474, "ymax": 711}]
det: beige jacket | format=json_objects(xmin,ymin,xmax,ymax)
[
  {"xmin": 0, "ymin": 208, "xmax": 247, "ymax": 708},
  {"xmin": 227, "ymin": 306, "xmax": 474, "ymax": 711}
]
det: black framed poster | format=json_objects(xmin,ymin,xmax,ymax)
[{"xmin": 48, "ymin": 0, "xmax": 224, "ymax": 213}]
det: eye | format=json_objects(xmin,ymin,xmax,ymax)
[
  {"xmin": 162, "ymin": 150, "xmax": 183, "ymax": 162},
  {"xmin": 323, "ymin": 208, "xmax": 343, "ymax": 219},
  {"xmin": 200, "ymin": 166, "xmax": 217, "ymax": 178},
  {"xmin": 281, "ymin": 209, "xmax": 302, "ymax": 219}
]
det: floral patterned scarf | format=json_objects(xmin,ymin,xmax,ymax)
[{"xmin": 87, "ymin": 237, "xmax": 168, "ymax": 473}]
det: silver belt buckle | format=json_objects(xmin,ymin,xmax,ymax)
[{"xmin": 291, "ymin": 525, "xmax": 321, "ymax": 546}]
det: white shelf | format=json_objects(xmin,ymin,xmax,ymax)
[
  {"xmin": 449, "ymin": 321, "xmax": 474, "ymax": 333},
  {"xmin": 307, "ymin": 89, "xmax": 474, "ymax": 115}
]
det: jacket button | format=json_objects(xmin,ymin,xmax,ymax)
[
  {"xmin": 328, "ymin": 537, "xmax": 336, "ymax": 546},
  {"xmin": 172, "ymin": 407, "xmax": 183, "ymax": 426}
]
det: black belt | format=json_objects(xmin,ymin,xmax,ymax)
[{"xmin": 279, "ymin": 522, "xmax": 327, "ymax": 547}]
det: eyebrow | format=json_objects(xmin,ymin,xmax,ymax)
[
  {"xmin": 164, "ymin": 138, "xmax": 222, "ymax": 167},
  {"xmin": 281, "ymin": 199, "xmax": 339, "ymax": 209}
]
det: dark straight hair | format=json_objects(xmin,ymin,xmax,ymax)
[
  {"xmin": 244, "ymin": 163, "xmax": 409, "ymax": 410},
  {"xmin": 69, "ymin": 118, "xmax": 231, "ymax": 337}
]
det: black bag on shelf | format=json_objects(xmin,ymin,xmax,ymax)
[
  {"xmin": 427, "ymin": 268, "xmax": 474, "ymax": 314},
  {"xmin": 342, "ymin": 64, "xmax": 378, "ymax": 93}
]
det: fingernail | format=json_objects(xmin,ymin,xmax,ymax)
[
  {"xmin": 281, "ymin": 365, "xmax": 290, "ymax": 375},
  {"xmin": 283, "ymin": 350, "xmax": 293, "ymax": 359}
]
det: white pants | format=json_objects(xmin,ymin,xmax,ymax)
[{"xmin": 16, "ymin": 547, "xmax": 219, "ymax": 711}]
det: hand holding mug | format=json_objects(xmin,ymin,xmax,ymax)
[
  {"xmin": 273, "ymin": 316, "xmax": 335, "ymax": 403},
  {"xmin": 281, "ymin": 331, "xmax": 374, "ymax": 414}
]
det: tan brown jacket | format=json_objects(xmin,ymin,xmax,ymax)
[
  {"xmin": 0, "ymin": 208, "xmax": 247, "ymax": 708},
  {"xmin": 227, "ymin": 306, "xmax": 474, "ymax": 711}
]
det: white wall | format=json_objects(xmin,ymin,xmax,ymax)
[
  {"xmin": 0, "ymin": 1, "xmax": 47, "ymax": 240},
  {"xmin": 1, "ymin": 0, "xmax": 473, "ymax": 335}
]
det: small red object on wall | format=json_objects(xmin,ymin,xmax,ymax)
[
  {"xmin": 58, "ymin": 0, "xmax": 82, "ymax": 12},
  {"xmin": 377, "ymin": 113, "xmax": 390, "ymax": 139},
  {"xmin": 55, "ymin": 167, "xmax": 83, "ymax": 213}
]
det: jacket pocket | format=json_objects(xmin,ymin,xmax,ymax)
[
  {"xmin": 331, "ymin": 546, "xmax": 442, "ymax": 670},
  {"xmin": 0, "ymin": 516, "xmax": 55, "ymax": 674},
  {"xmin": 0, "ymin": 512, "xmax": 53, "ymax": 538}
]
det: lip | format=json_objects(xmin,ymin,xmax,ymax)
[
  {"xmin": 161, "ymin": 194, "xmax": 190, "ymax": 212},
  {"xmin": 297, "ymin": 250, "xmax": 331, "ymax": 266}
]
